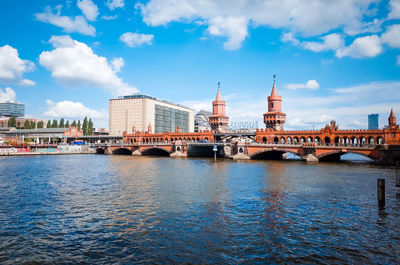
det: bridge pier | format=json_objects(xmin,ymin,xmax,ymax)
[
  {"xmin": 132, "ymin": 149, "xmax": 141, "ymax": 156},
  {"xmin": 302, "ymin": 154, "xmax": 319, "ymax": 163},
  {"xmin": 170, "ymin": 151, "xmax": 187, "ymax": 157}
]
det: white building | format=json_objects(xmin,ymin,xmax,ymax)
[{"xmin": 109, "ymin": 94, "xmax": 194, "ymax": 136}]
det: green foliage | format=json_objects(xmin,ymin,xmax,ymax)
[
  {"xmin": 46, "ymin": 120, "xmax": 51, "ymax": 128},
  {"xmin": 88, "ymin": 118, "xmax": 94, "ymax": 135},
  {"xmin": 65, "ymin": 120, "xmax": 70, "ymax": 128},
  {"xmin": 24, "ymin": 120, "xmax": 30, "ymax": 129},
  {"xmin": 7, "ymin": 117, "xmax": 16, "ymax": 127},
  {"xmin": 71, "ymin": 120, "xmax": 77, "ymax": 127},
  {"xmin": 51, "ymin": 119, "xmax": 58, "ymax": 128},
  {"xmin": 77, "ymin": 120, "xmax": 81, "ymax": 131},
  {"xmin": 37, "ymin": 121, "xmax": 44, "ymax": 128},
  {"xmin": 59, "ymin": 118, "xmax": 64, "ymax": 128},
  {"xmin": 16, "ymin": 121, "xmax": 21, "ymax": 129},
  {"xmin": 82, "ymin": 117, "xmax": 88, "ymax": 135},
  {"xmin": 30, "ymin": 121, "xmax": 36, "ymax": 129}
]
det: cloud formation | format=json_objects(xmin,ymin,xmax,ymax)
[
  {"xmin": 388, "ymin": 0, "xmax": 400, "ymax": 19},
  {"xmin": 77, "ymin": 0, "xmax": 99, "ymax": 21},
  {"xmin": 0, "ymin": 87, "xmax": 16, "ymax": 102},
  {"xmin": 302, "ymin": 34, "xmax": 344, "ymax": 52},
  {"xmin": 0, "ymin": 45, "xmax": 35, "ymax": 86},
  {"xmin": 381, "ymin": 24, "xmax": 400, "ymax": 48},
  {"xmin": 44, "ymin": 99, "xmax": 105, "ymax": 118},
  {"xmin": 35, "ymin": 5, "xmax": 96, "ymax": 36},
  {"xmin": 39, "ymin": 35, "xmax": 137, "ymax": 96},
  {"xmin": 137, "ymin": 0, "xmax": 378, "ymax": 50},
  {"xmin": 336, "ymin": 35, "xmax": 382, "ymax": 58},
  {"xmin": 120, "ymin": 32, "xmax": 154, "ymax": 47},
  {"xmin": 106, "ymin": 0, "xmax": 125, "ymax": 10},
  {"xmin": 285, "ymin": 80, "xmax": 320, "ymax": 90}
]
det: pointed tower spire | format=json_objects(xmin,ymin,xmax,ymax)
[
  {"xmin": 270, "ymin": 74, "xmax": 279, "ymax": 97},
  {"xmin": 389, "ymin": 108, "xmax": 396, "ymax": 127},
  {"xmin": 216, "ymin": 81, "xmax": 222, "ymax": 101}
]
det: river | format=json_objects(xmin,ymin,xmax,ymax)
[{"xmin": 0, "ymin": 155, "xmax": 399, "ymax": 264}]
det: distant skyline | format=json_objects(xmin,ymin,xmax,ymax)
[{"xmin": 0, "ymin": 0, "xmax": 400, "ymax": 129}]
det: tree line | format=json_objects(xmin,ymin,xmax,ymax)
[{"xmin": 6, "ymin": 116, "xmax": 95, "ymax": 135}]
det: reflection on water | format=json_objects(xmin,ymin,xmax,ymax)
[{"xmin": 0, "ymin": 155, "xmax": 399, "ymax": 264}]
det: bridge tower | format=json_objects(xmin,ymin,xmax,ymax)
[
  {"xmin": 264, "ymin": 75, "xmax": 286, "ymax": 130},
  {"xmin": 389, "ymin": 108, "xmax": 397, "ymax": 129},
  {"xmin": 209, "ymin": 82, "xmax": 229, "ymax": 133}
]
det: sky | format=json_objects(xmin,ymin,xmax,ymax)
[{"xmin": 0, "ymin": 0, "xmax": 400, "ymax": 130}]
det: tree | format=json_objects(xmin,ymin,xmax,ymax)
[
  {"xmin": 46, "ymin": 120, "xmax": 51, "ymax": 128},
  {"xmin": 59, "ymin": 118, "xmax": 64, "ymax": 128},
  {"xmin": 0, "ymin": 121, "xmax": 4, "ymax": 128},
  {"xmin": 52, "ymin": 119, "xmax": 58, "ymax": 128},
  {"xmin": 16, "ymin": 121, "xmax": 21, "ymax": 129},
  {"xmin": 37, "ymin": 121, "xmax": 44, "ymax": 128},
  {"xmin": 8, "ymin": 117, "xmax": 16, "ymax": 127},
  {"xmin": 30, "ymin": 121, "xmax": 36, "ymax": 129},
  {"xmin": 71, "ymin": 120, "xmax": 77, "ymax": 127},
  {"xmin": 88, "ymin": 118, "xmax": 94, "ymax": 135},
  {"xmin": 77, "ymin": 120, "xmax": 81, "ymax": 131},
  {"xmin": 65, "ymin": 120, "xmax": 70, "ymax": 128},
  {"xmin": 24, "ymin": 120, "xmax": 30, "ymax": 129},
  {"xmin": 82, "ymin": 117, "xmax": 88, "ymax": 135}
]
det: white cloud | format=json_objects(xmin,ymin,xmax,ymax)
[
  {"xmin": 0, "ymin": 87, "xmax": 16, "ymax": 102},
  {"xmin": 336, "ymin": 35, "xmax": 382, "ymax": 58},
  {"xmin": 302, "ymin": 33, "xmax": 344, "ymax": 52},
  {"xmin": 285, "ymin": 80, "xmax": 320, "ymax": 90},
  {"xmin": 381, "ymin": 24, "xmax": 400, "ymax": 48},
  {"xmin": 39, "ymin": 35, "xmax": 137, "ymax": 96},
  {"xmin": 388, "ymin": 0, "xmax": 400, "ymax": 19},
  {"xmin": 106, "ymin": 0, "xmax": 125, "ymax": 10},
  {"xmin": 281, "ymin": 32, "xmax": 300, "ymax": 45},
  {"xmin": 111, "ymin": 57, "xmax": 124, "ymax": 72},
  {"xmin": 0, "ymin": 45, "xmax": 35, "ymax": 86},
  {"xmin": 44, "ymin": 99, "xmax": 105, "ymax": 119},
  {"xmin": 35, "ymin": 5, "xmax": 96, "ymax": 36},
  {"xmin": 120, "ymin": 32, "xmax": 154, "ymax": 47},
  {"xmin": 101, "ymin": 15, "xmax": 118, "ymax": 20},
  {"xmin": 137, "ymin": 0, "xmax": 378, "ymax": 50},
  {"xmin": 77, "ymin": 0, "xmax": 99, "ymax": 21}
]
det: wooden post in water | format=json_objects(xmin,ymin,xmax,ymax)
[
  {"xmin": 213, "ymin": 145, "xmax": 217, "ymax": 162},
  {"xmin": 378, "ymin": 179, "xmax": 385, "ymax": 207}
]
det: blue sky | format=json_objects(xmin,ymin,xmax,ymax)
[{"xmin": 0, "ymin": 0, "xmax": 400, "ymax": 129}]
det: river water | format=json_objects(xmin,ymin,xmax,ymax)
[{"xmin": 0, "ymin": 155, "xmax": 399, "ymax": 264}]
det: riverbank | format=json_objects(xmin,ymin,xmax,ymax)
[{"xmin": 0, "ymin": 150, "xmax": 96, "ymax": 156}]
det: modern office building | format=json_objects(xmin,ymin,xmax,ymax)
[
  {"xmin": 0, "ymin": 102, "xmax": 25, "ymax": 117},
  {"xmin": 194, "ymin": 110, "xmax": 212, "ymax": 132},
  {"xmin": 368, "ymin": 114, "xmax": 379, "ymax": 130},
  {"xmin": 109, "ymin": 94, "xmax": 194, "ymax": 135}
]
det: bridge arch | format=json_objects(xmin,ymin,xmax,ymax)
[
  {"xmin": 250, "ymin": 148, "xmax": 303, "ymax": 160},
  {"xmin": 96, "ymin": 147, "xmax": 105, "ymax": 154},
  {"xmin": 317, "ymin": 150, "xmax": 374, "ymax": 162},
  {"xmin": 141, "ymin": 147, "xmax": 170, "ymax": 156},
  {"xmin": 112, "ymin": 148, "xmax": 133, "ymax": 155},
  {"xmin": 262, "ymin": 136, "xmax": 267, "ymax": 143},
  {"xmin": 324, "ymin": 137, "xmax": 331, "ymax": 146}
]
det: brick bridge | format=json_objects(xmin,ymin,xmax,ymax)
[{"xmin": 92, "ymin": 120, "xmax": 400, "ymax": 165}]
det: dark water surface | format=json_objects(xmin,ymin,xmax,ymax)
[{"xmin": 0, "ymin": 155, "xmax": 399, "ymax": 264}]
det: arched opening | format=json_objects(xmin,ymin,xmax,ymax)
[
  {"xmin": 96, "ymin": 148, "xmax": 105, "ymax": 154},
  {"xmin": 196, "ymin": 137, "xmax": 200, "ymax": 142},
  {"xmin": 307, "ymin": 136, "xmax": 313, "ymax": 143},
  {"xmin": 176, "ymin": 146, "xmax": 181, "ymax": 152},
  {"xmin": 343, "ymin": 137, "xmax": 349, "ymax": 146},
  {"xmin": 262, "ymin": 136, "xmax": 267, "ymax": 143},
  {"xmin": 368, "ymin": 137, "xmax": 375, "ymax": 146},
  {"xmin": 141, "ymin": 147, "xmax": 170, "ymax": 156},
  {"xmin": 351, "ymin": 137, "xmax": 357, "ymax": 146},
  {"xmin": 274, "ymin": 137, "xmax": 279, "ymax": 144},
  {"xmin": 377, "ymin": 137, "xmax": 384, "ymax": 145},
  {"xmin": 205, "ymin": 137, "xmax": 209, "ymax": 142},
  {"xmin": 294, "ymin": 137, "xmax": 299, "ymax": 145},
  {"xmin": 112, "ymin": 148, "xmax": 133, "ymax": 155},
  {"xmin": 280, "ymin": 137, "xmax": 285, "ymax": 144},
  {"xmin": 319, "ymin": 151, "xmax": 373, "ymax": 163},
  {"xmin": 335, "ymin": 137, "xmax": 341, "ymax": 146},
  {"xmin": 251, "ymin": 150, "xmax": 285, "ymax": 160},
  {"xmin": 239, "ymin": 147, "xmax": 244, "ymax": 153},
  {"xmin": 324, "ymin": 137, "xmax": 331, "ymax": 146},
  {"xmin": 315, "ymin": 137, "xmax": 321, "ymax": 145},
  {"xmin": 359, "ymin": 136, "xmax": 366, "ymax": 147},
  {"xmin": 300, "ymin": 137, "xmax": 306, "ymax": 144},
  {"xmin": 287, "ymin": 137, "xmax": 292, "ymax": 145}
]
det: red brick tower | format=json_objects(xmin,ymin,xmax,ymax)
[
  {"xmin": 264, "ymin": 75, "xmax": 286, "ymax": 130},
  {"xmin": 389, "ymin": 108, "xmax": 397, "ymax": 129},
  {"xmin": 209, "ymin": 82, "xmax": 229, "ymax": 133}
]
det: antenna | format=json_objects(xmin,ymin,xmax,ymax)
[{"xmin": 218, "ymin": 81, "xmax": 220, "ymax": 89}]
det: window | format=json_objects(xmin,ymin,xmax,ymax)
[{"xmin": 271, "ymin": 102, "xmax": 274, "ymax": 108}]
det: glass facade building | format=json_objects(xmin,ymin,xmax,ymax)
[
  {"xmin": 0, "ymin": 102, "xmax": 25, "ymax": 117},
  {"xmin": 155, "ymin": 104, "xmax": 189, "ymax": 133},
  {"xmin": 368, "ymin": 114, "xmax": 379, "ymax": 130}
]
